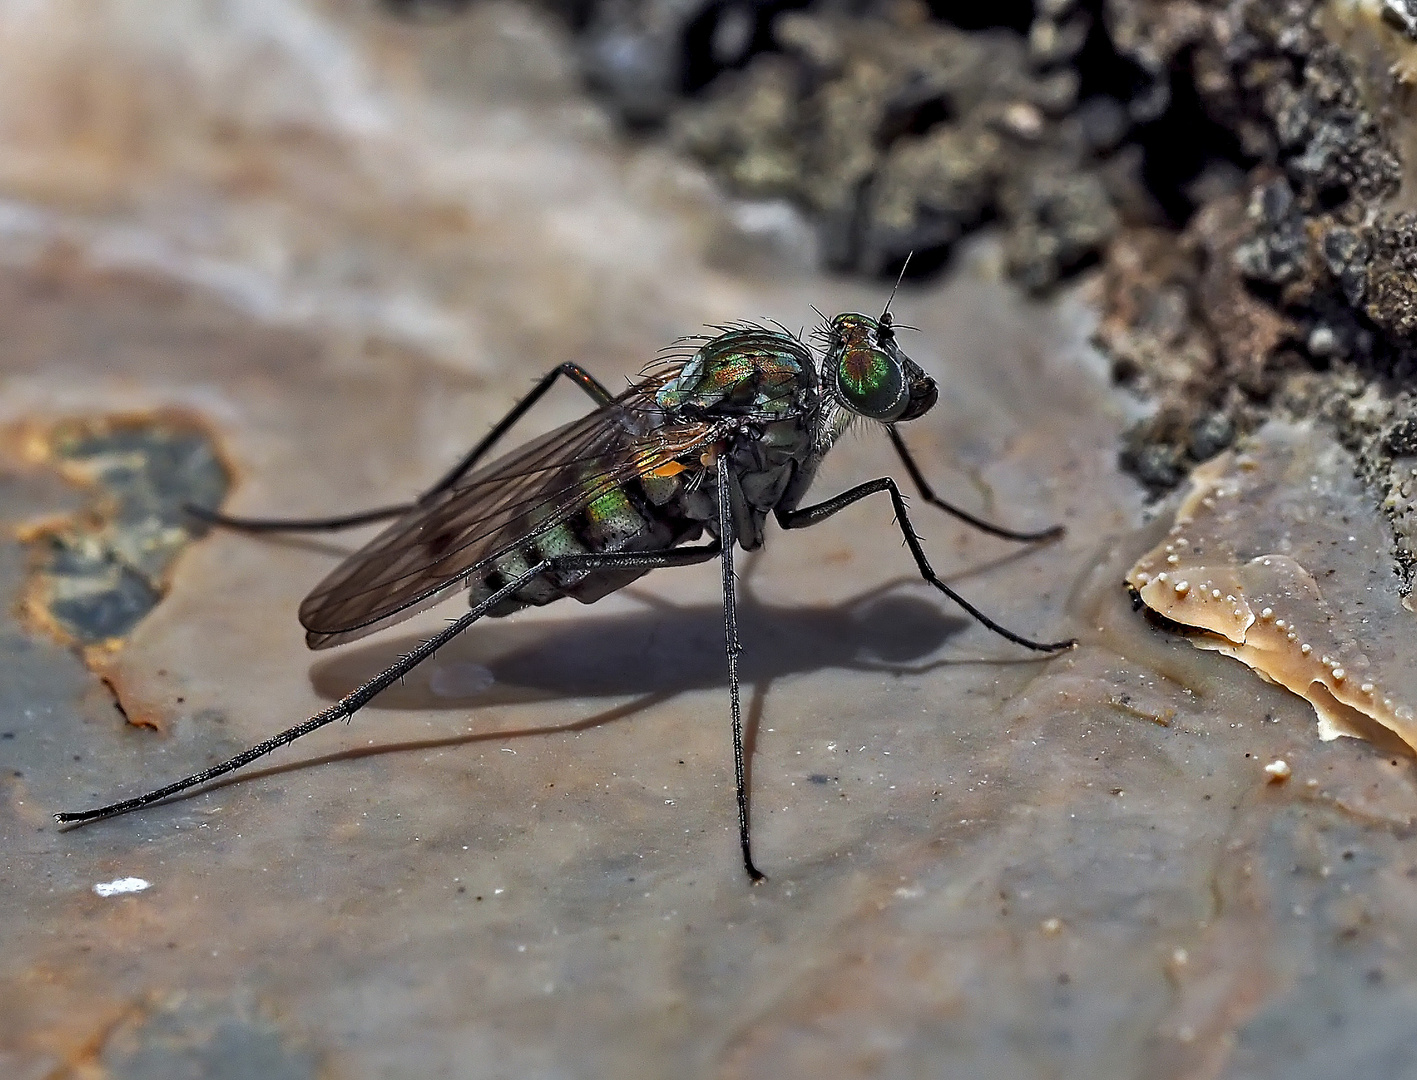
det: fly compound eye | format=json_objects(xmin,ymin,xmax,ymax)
[{"xmin": 836, "ymin": 347, "xmax": 908, "ymax": 420}]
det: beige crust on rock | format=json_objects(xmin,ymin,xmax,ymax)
[{"xmin": 1126, "ymin": 424, "xmax": 1417, "ymax": 752}]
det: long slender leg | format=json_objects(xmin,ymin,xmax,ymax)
[
  {"xmin": 421, "ymin": 362, "xmax": 614, "ymax": 498},
  {"xmin": 717, "ymin": 458, "xmax": 765, "ymax": 883},
  {"xmin": 56, "ymin": 539, "xmax": 721, "ymax": 825},
  {"xmin": 886, "ymin": 426, "xmax": 1064, "ymax": 543},
  {"xmin": 187, "ymin": 362, "xmax": 615, "ymax": 533},
  {"xmin": 184, "ymin": 502, "xmax": 412, "ymax": 533},
  {"xmin": 777, "ymin": 478, "xmax": 1076, "ymax": 652}
]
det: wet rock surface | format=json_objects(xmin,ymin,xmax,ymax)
[{"xmin": 3, "ymin": 2, "xmax": 1417, "ymax": 1077}]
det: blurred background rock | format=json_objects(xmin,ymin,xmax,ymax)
[
  {"xmin": 498, "ymin": 0, "xmax": 1417, "ymax": 588},
  {"xmin": 10, "ymin": 0, "xmax": 1417, "ymax": 525}
]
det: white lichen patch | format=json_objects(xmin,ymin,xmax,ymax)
[{"xmin": 1127, "ymin": 421, "xmax": 1417, "ymax": 753}]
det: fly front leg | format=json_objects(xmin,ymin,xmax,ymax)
[
  {"xmin": 545, "ymin": 535, "xmax": 770, "ymax": 882},
  {"xmin": 886, "ymin": 426, "xmax": 1064, "ymax": 543},
  {"xmin": 777, "ymin": 477, "xmax": 1076, "ymax": 652},
  {"xmin": 186, "ymin": 362, "xmax": 616, "ymax": 533},
  {"xmin": 56, "ymin": 540, "xmax": 722, "ymax": 826},
  {"xmin": 714, "ymin": 456, "xmax": 765, "ymax": 883},
  {"xmin": 547, "ymin": 531, "xmax": 767, "ymax": 882}
]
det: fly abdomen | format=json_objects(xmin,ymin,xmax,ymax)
[
  {"xmin": 560, "ymin": 480, "xmax": 693, "ymax": 603},
  {"xmin": 474, "ymin": 546, "xmax": 557, "ymax": 617},
  {"xmin": 467, "ymin": 477, "xmax": 697, "ymax": 617}
]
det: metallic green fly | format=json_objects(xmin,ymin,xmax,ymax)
[{"xmin": 57, "ymin": 299, "xmax": 1074, "ymax": 881}]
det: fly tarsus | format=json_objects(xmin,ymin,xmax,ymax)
[
  {"xmin": 54, "ymin": 561, "xmax": 552, "ymax": 825},
  {"xmin": 886, "ymin": 426, "xmax": 1065, "ymax": 544},
  {"xmin": 183, "ymin": 502, "xmax": 411, "ymax": 533},
  {"xmin": 777, "ymin": 476, "xmax": 1076, "ymax": 653},
  {"xmin": 53, "ymin": 543, "xmax": 726, "ymax": 829}
]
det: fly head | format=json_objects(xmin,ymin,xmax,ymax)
[{"xmin": 823, "ymin": 311, "xmax": 937, "ymax": 424}]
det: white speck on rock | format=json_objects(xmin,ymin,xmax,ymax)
[{"xmin": 93, "ymin": 877, "xmax": 150, "ymax": 897}]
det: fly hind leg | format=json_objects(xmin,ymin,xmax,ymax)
[
  {"xmin": 187, "ymin": 362, "xmax": 616, "ymax": 533},
  {"xmin": 55, "ymin": 540, "xmax": 722, "ymax": 825}
]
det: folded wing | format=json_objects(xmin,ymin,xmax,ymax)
[{"xmin": 299, "ymin": 383, "xmax": 717, "ymax": 648}]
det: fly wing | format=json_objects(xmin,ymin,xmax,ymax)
[{"xmin": 298, "ymin": 384, "xmax": 717, "ymax": 648}]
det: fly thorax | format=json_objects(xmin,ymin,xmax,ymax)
[
  {"xmin": 757, "ymin": 416, "xmax": 813, "ymax": 462},
  {"xmin": 656, "ymin": 327, "xmax": 815, "ymax": 418}
]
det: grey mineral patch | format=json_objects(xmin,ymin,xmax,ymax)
[
  {"xmin": 102, "ymin": 995, "xmax": 320, "ymax": 1080},
  {"xmin": 21, "ymin": 417, "xmax": 229, "ymax": 645}
]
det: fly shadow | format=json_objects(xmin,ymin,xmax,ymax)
[
  {"xmin": 292, "ymin": 573, "xmax": 985, "ymax": 795},
  {"xmin": 308, "ymin": 575, "xmax": 983, "ymax": 712},
  {"xmin": 304, "ymin": 527, "xmax": 1066, "ymax": 736},
  {"xmin": 96, "ymin": 549, "xmax": 1063, "ymax": 817}
]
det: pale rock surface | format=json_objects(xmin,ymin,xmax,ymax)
[{"xmin": 1, "ymin": 3, "xmax": 1415, "ymax": 1079}]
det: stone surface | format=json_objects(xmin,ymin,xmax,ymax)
[{"xmin": 2, "ymin": 3, "xmax": 1417, "ymax": 1078}]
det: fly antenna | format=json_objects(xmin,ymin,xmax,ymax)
[{"xmin": 880, "ymin": 252, "xmax": 913, "ymax": 326}]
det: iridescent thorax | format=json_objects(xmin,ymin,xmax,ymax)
[{"xmin": 655, "ymin": 327, "xmax": 815, "ymax": 419}]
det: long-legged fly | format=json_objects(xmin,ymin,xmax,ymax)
[{"xmin": 58, "ymin": 296, "xmax": 1073, "ymax": 882}]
